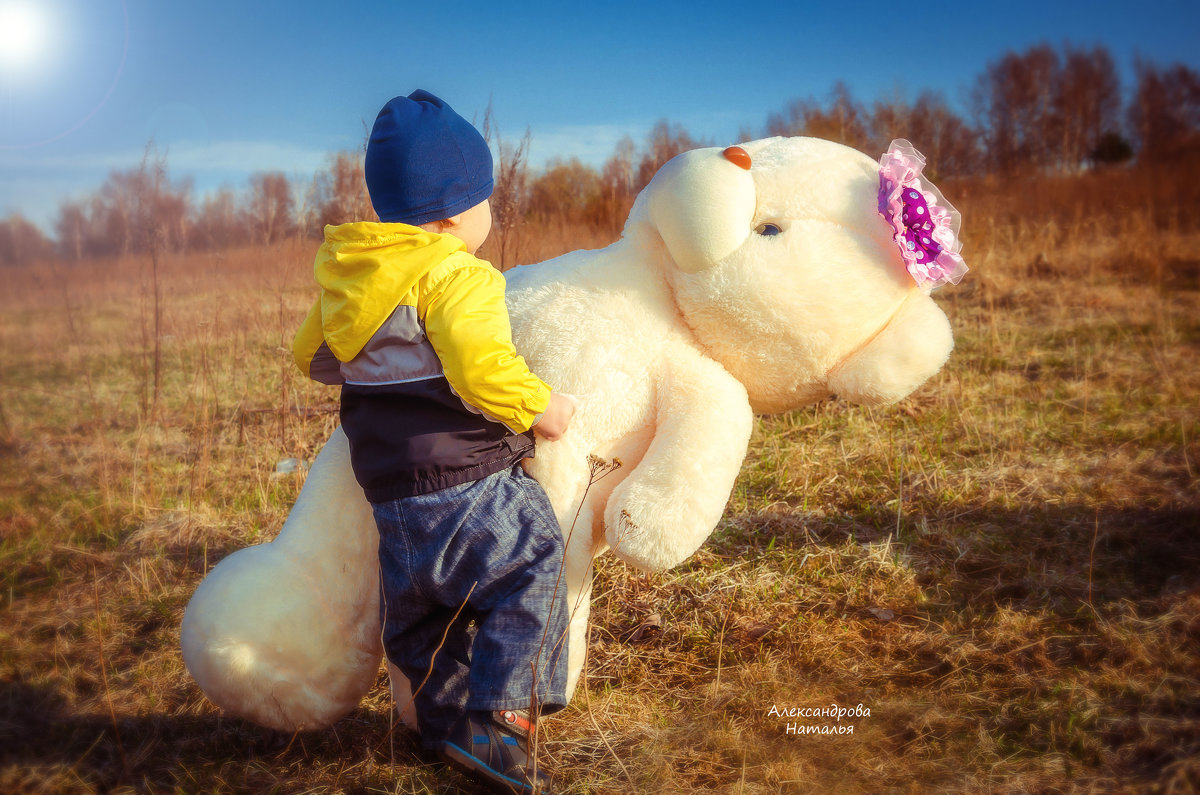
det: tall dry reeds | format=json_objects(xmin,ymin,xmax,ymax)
[{"xmin": 481, "ymin": 104, "xmax": 531, "ymax": 272}]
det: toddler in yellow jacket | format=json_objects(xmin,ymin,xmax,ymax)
[{"xmin": 294, "ymin": 90, "xmax": 571, "ymax": 794}]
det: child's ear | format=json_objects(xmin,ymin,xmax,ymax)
[{"xmin": 418, "ymin": 215, "xmax": 459, "ymax": 235}]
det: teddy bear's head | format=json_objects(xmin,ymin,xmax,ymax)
[{"xmin": 628, "ymin": 136, "xmax": 957, "ymax": 414}]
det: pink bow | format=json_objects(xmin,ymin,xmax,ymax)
[{"xmin": 878, "ymin": 139, "xmax": 967, "ymax": 290}]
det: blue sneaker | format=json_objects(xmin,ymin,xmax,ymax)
[{"xmin": 439, "ymin": 709, "xmax": 553, "ymax": 794}]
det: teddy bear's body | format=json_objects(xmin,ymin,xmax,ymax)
[
  {"xmin": 182, "ymin": 136, "xmax": 958, "ymax": 731},
  {"xmin": 499, "ymin": 234, "xmax": 758, "ymax": 700}
]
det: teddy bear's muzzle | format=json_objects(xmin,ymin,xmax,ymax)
[{"xmin": 825, "ymin": 290, "xmax": 954, "ymax": 407}]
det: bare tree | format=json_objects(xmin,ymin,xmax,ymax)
[
  {"xmin": 100, "ymin": 172, "xmax": 134, "ymax": 258},
  {"xmin": 54, "ymin": 201, "xmax": 88, "ymax": 262},
  {"xmin": 818, "ymin": 82, "xmax": 872, "ymax": 152},
  {"xmin": 766, "ymin": 98, "xmax": 808, "ymax": 137},
  {"xmin": 0, "ymin": 214, "xmax": 53, "ymax": 265},
  {"xmin": 870, "ymin": 93, "xmax": 914, "ymax": 153},
  {"xmin": 599, "ymin": 134, "xmax": 637, "ymax": 233},
  {"xmin": 768, "ymin": 83, "xmax": 872, "ymax": 153},
  {"xmin": 907, "ymin": 92, "xmax": 982, "ymax": 178},
  {"xmin": 973, "ymin": 44, "xmax": 1063, "ymax": 173},
  {"xmin": 635, "ymin": 120, "xmax": 699, "ymax": 190},
  {"xmin": 87, "ymin": 145, "xmax": 191, "ymax": 257},
  {"xmin": 528, "ymin": 158, "xmax": 603, "ymax": 224},
  {"xmin": 247, "ymin": 172, "xmax": 295, "ymax": 245},
  {"xmin": 85, "ymin": 196, "xmax": 108, "ymax": 257},
  {"xmin": 310, "ymin": 151, "xmax": 375, "ymax": 229},
  {"xmin": 1057, "ymin": 45, "xmax": 1121, "ymax": 171},
  {"xmin": 1128, "ymin": 60, "xmax": 1200, "ymax": 161},
  {"xmin": 191, "ymin": 187, "xmax": 247, "ymax": 250}
]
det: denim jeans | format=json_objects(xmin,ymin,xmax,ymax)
[{"xmin": 372, "ymin": 463, "xmax": 569, "ymax": 746}]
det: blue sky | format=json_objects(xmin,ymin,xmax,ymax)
[{"xmin": 2, "ymin": 0, "xmax": 1198, "ymax": 234}]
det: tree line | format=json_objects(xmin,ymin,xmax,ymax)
[
  {"xmin": 0, "ymin": 148, "xmax": 374, "ymax": 265},
  {"xmin": 2, "ymin": 43, "xmax": 1198, "ymax": 266}
]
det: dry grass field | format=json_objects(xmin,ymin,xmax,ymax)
[{"xmin": 1, "ymin": 163, "xmax": 1198, "ymax": 793}]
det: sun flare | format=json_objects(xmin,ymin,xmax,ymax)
[{"xmin": 0, "ymin": 1, "xmax": 45, "ymax": 71}]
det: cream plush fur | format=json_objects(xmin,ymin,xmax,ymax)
[{"xmin": 182, "ymin": 136, "xmax": 957, "ymax": 731}]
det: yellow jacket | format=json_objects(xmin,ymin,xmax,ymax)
[
  {"xmin": 293, "ymin": 223, "xmax": 551, "ymax": 500},
  {"xmin": 293, "ymin": 222, "xmax": 550, "ymax": 433}
]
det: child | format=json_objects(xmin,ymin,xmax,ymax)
[{"xmin": 293, "ymin": 89, "xmax": 573, "ymax": 794}]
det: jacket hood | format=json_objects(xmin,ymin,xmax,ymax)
[{"xmin": 315, "ymin": 222, "xmax": 466, "ymax": 361}]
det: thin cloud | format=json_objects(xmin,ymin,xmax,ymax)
[
  {"xmin": 163, "ymin": 140, "xmax": 333, "ymax": 174},
  {"xmin": 522, "ymin": 123, "xmax": 645, "ymax": 169},
  {"xmin": 517, "ymin": 111, "xmax": 750, "ymax": 171},
  {"xmin": 1, "ymin": 139, "xmax": 334, "ymax": 176}
]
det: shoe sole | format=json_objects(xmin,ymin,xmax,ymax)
[{"xmin": 441, "ymin": 740, "xmax": 541, "ymax": 794}]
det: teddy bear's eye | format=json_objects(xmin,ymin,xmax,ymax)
[{"xmin": 756, "ymin": 223, "xmax": 782, "ymax": 236}]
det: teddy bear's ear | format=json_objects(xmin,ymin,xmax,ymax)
[{"xmin": 646, "ymin": 147, "xmax": 757, "ymax": 273}]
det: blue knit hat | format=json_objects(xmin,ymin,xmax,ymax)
[{"xmin": 364, "ymin": 90, "xmax": 494, "ymax": 225}]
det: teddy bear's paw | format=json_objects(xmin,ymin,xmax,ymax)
[
  {"xmin": 603, "ymin": 484, "xmax": 716, "ymax": 572},
  {"xmin": 614, "ymin": 508, "xmax": 644, "ymax": 544},
  {"xmin": 605, "ymin": 505, "xmax": 659, "ymax": 571}
]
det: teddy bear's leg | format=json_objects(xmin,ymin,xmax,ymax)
[
  {"xmin": 603, "ymin": 351, "xmax": 755, "ymax": 572},
  {"xmin": 562, "ymin": 545, "xmax": 599, "ymax": 697},
  {"xmin": 523, "ymin": 440, "xmax": 599, "ymax": 701},
  {"xmin": 181, "ymin": 427, "xmax": 383, "ymax": 731}
]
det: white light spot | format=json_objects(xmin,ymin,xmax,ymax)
[{"xmin": 0, "ymin": 2, "xmax": 44, "ymax": 71}]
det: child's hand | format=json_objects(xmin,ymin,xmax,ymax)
[{"xmin": 534, "ymin": 393, "xmax": 576, "ymax": 441}]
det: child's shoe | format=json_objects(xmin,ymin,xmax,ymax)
[{"xmin": 439, "ymin": 709, "xmax": 552, "ymax": 794}]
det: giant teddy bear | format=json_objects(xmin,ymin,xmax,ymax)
[{"xmin": 182, "ymin": 136, "xmax": 964, "ymax": 731}]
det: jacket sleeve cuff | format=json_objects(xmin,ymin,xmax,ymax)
[{"xmin": 517, "ymin": 380, "xmax": 552, "ymax": 433}]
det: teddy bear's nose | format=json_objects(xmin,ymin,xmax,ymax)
[{"xmin": 722, "ymin": 146, "xmax": 751, "ymax": 170}]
